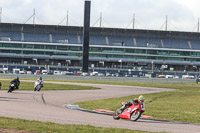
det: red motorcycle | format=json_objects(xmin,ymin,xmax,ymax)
[{"xmin": 113, "ymin": 99, "xmax": 145, "ymax": 121}]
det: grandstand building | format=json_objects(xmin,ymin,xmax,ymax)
[{"xmin": 0, "ymin": 22, "xmax": 200, "ymax": 71}]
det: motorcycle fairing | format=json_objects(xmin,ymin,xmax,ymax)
[{"xmin": 119, "ymin": 103, "xmax": 143, "ymax": 119}]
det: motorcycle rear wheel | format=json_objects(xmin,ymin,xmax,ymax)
[
  {"xmin": 130, "ymin": 111, "xmax": 141, "ymax": 121},
  {"xmin": 113, "ymin": 109, "xmax": 121, "ymax": 120}
]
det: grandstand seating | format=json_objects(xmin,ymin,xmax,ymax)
[
  {"xmin": 107, "ymin": 36, "xmax": 134, "ymax": 46},
  {"xmin": 52, "ymin": 33, "xmax": 79, "ymax": 44},
  {"xmin": 190, "ymin": 40, "xmax": 200, "ymax": 49},
  {"xmin": 24, "ymin": 32, "xmax": 50, "ymax": 42},
  {"xmin": 136, "ymin": 37, "xmax": 162, "ymax": 48},
  {"xmin": 0, "ymin": 29, "xmax": 198, "ymax": 50},
  {"xmin": 163, "ymin": 39, "xmax": 189, "ymax": 49},
  {"xmin": 0, "ymin": 31, "xmax": 21, "ymax": 41},
  {"xmin": 90, "ymin": 35, "xmax": 107, "ymax": 45}
]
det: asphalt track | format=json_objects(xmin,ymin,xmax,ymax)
[{"xmin": 0, "ymin": 80, "xmax": 199, "ymax": 133}]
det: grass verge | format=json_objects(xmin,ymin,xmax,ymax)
[
  {"xmin": 75, "ymin": 82, "xmax": 200, "ymax": 123},
  {"xmin": 0, "ymin": 116, "xmax": 157, "ymax": 133},
  {"xmin": 0, "ymin": 80, "xmax": 99, "ymax": 91}
]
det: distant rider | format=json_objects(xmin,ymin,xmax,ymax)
[
  {"xmin": 121, "ymin": 95, "xmax": 144, "ymax": 111},
  {"xmin": 10, "ymin": 77, "xmax": 20, "ymax": 89},
  {"xmin": 196, "ymin": 76, "xmax": 200, "ymax": 84},
  {"xmin": 37, "ymin": 77, "xmax": 44, "ymax": 87}
]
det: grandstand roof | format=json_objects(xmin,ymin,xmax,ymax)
[{"xmin": 0, "ymin": 22, "xmax": 200, "ymax": 40}]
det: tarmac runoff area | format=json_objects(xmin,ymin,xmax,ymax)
[{"xmin": 0, "ymin": 80, "xmax": 200, "ymax": 133}]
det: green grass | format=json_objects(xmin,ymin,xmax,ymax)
[
  {"xmin": 0, "ymin": 80, "xmax": 99, "ymax": 91},
  {"xmin": 75, "ymin": 82, "xmax": 200, "ymax": 123},
  {"xmin": 0, "ymin": 79, "xmax": 199, "ymax": 132},
  {"xmin": 0, "ymin": 116, "xmax": 157, "ymax": 133}
]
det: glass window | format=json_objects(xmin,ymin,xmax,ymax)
[
  {"xmin": 46, "ymin": 45, "xmax": 56, "ymax": 49},
  {"xmin": 24, "ymin": 51, "xmax": 33, "ymax": 54},
  {"xmin": 125, "ymin": 49, "xmax": 134, "ymax": 53},
  {"xmin": 1, "ymin": 43, "xmax": 22, "ymax": 48},
  {"xmin": 169, "ymin": 51, "xmax": 180, "ymax": 56},
  {"xmin": 54, "ymin": 52, "xmax": 67, "ymax": 55},
  {"xmin": 124, "ymin": 55, "xmax": 135, "ymax": 59},
  {"xmin": 190, "ymin": 52, "xmax": 200, "ymax": 57},
  {"xmin": 135, "ymin": 56, "xmax": 146, "ymax": 59},
  {"xmin": 157, "ymin": 50, "xmax": 168, "ymax": 55},
  {"xmin": 180, "ymin": 51, "xmax": 190, "ymax": 56},
  {"xmin": 34, "ymin": 51, "xmax": 44, "ymax": 55},
  {"xmin": 69, "ymin": 46, "xmax": 81, "ymax": 51},
  {"xmin": 90, "ymin": 47, "xmax": 102, "ymax": 52},
  {"xmin": 0, "ymin": 50, "xmax": 21, "ymax": 54},
  {"xmin": 24, "ymin": 44, "xmax": 34, "ymax": 49},
  {"xmin": 112, "ymin": 48, "xmax": 124, "ymax": 53},
  {"xmin": 34, "ymin": 45, "xmax": 45, "ymax": 49},
  {"xmin": 147, "ymin": 56, "xmax": 156, "ymax": 59},
  {"xmin": 57, "ymin": 46, "xmax": 68, "ymax": 50},
  {"xmin": 76, "ymin": 53, "xmax": 82, "ymax": 57},
  {"xmin": 135, "ymin": 49, "xmax": 146, "ymax": 54},
  {"xmin": 68, "ymin": 53, "xmax": 76, "ymax": 56},
  {"xmin": 45, "ymin": 52, "xmax": 54, "ymax": 55},
  {"xmin": 112, "ymin": 55, "xmax": 123, "ymax": 58},
  {"xmin": 146, "ymin": 50, "xmax": 157, "ymax": 54}
]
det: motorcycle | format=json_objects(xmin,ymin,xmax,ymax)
[
  {"xmin": 34, "ymin": 80, "xmax": 42, "ymax": 91},
  {"xmin": 8, "ymin": 83, "xmax": 17, "ymax": 93},
  {"xmin": 113, "ymin": 99, "xmax": 145, "ymax": 121}
]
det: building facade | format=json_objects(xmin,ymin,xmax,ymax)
[{"xmin": 1, "ymin": 23, "xmax": 200, "ymax": 71}]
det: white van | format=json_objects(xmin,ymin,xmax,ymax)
[
  {"xmin": 42, "ymin": 70, "xmax": 48, "ymax": 75},
  {"xmin": 19, "ymin": 71, "xmax": 25, "ymax": 74},
  {"xmin": 90, "ymin": 71, "xmax": 98, "ymax": 76},
  {"xmin": 182, "ymin": 75, "xmax": 194, "ymax": 79},
  {"xmin": 54, "ymin": 70, "xmax": 61, "ymax": 75},
  {"xmin": 27, "ymin": 71, "xmax": 32, "ymax": 75},
  {"xmin": 13, "ymin": 68, "xmax": 20, "ymax": 74},
  {"xmin": 165, "ymin": 75, "xmax": 173, "ymax": 78}
]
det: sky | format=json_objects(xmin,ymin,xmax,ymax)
[{"xmin": 0, "ymin": 0, "xmax": 200, "ymax": 32}]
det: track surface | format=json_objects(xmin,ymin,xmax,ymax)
[{"xmin": 0, "ymin": 80, "xmax": 199, "ymax": 133}]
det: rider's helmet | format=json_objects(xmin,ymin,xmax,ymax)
[{"xmin": 138, "ymin": 95, "xmax": 144, "ymax": 103}]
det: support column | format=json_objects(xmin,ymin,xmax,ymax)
[{"xmin": 82, "ymin": 0, "xmax": 91, "ymax": 73}]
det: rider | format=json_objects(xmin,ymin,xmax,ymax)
[
  {"xmin": 121, "ymin": 95, "xmax": 144, "ymax": 111},
  {"xmin": 10, "ymin": 77, "xmax": 20, "ymax": 89},
  {"xmin": 37, "ymin": 77, "xmax": 44, "ymax": 87}
]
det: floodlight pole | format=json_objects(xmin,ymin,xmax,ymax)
[
  {"xmin": 33, "ymin": 9, "xmax": 35, "ymax": 25},
  {"xmin": 133, "ymin": 13, "xmax": 135, "ymax": 29},
  {"xmin": 82, "ymin": 0, "xmax": 91, "ymax": 73},
  {"xmin": 165, "ymin": 15, "xmax": 168, "ymax": 31},
  {"xmin": 0, "ymin": 7, "xmax": 2, "ymax": 23},
  {"xmin": 66, "ymin": 10, "xmax": 69, "ymax": 26},
  {"xmin": 198, "ymin": 17, "xmax": 199, "ymax": 32},
  {"xmin": 100, "ymin": 12, "xmax": 102, "ymax": 28}
]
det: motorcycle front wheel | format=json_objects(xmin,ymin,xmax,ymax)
[
  {"xmin": 8, "ymin": 87, "xmax": 13, "ymax": 93},
  {"xmin": 130, "ymin": 111, "xmax": 141, "ymax": 121},
  {"xmin": 34, "ymin": 85, "xmax": 41, "ymax": 91},
  {"xmin": 113, "ymin": 109, "xmax": 121, "ymax": 120}
]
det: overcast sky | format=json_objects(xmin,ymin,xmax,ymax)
[{"xmin": 0, "ymin": 0, "xmax": 200, "ymax": 32}]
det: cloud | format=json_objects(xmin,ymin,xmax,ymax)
[
  {"xmin": 90, "ymin": 0, "xmax": 195, "ymax": 31},
  {"xmin": 0, "ymin": 0, "xmax": 199, "ymax": 31}
]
